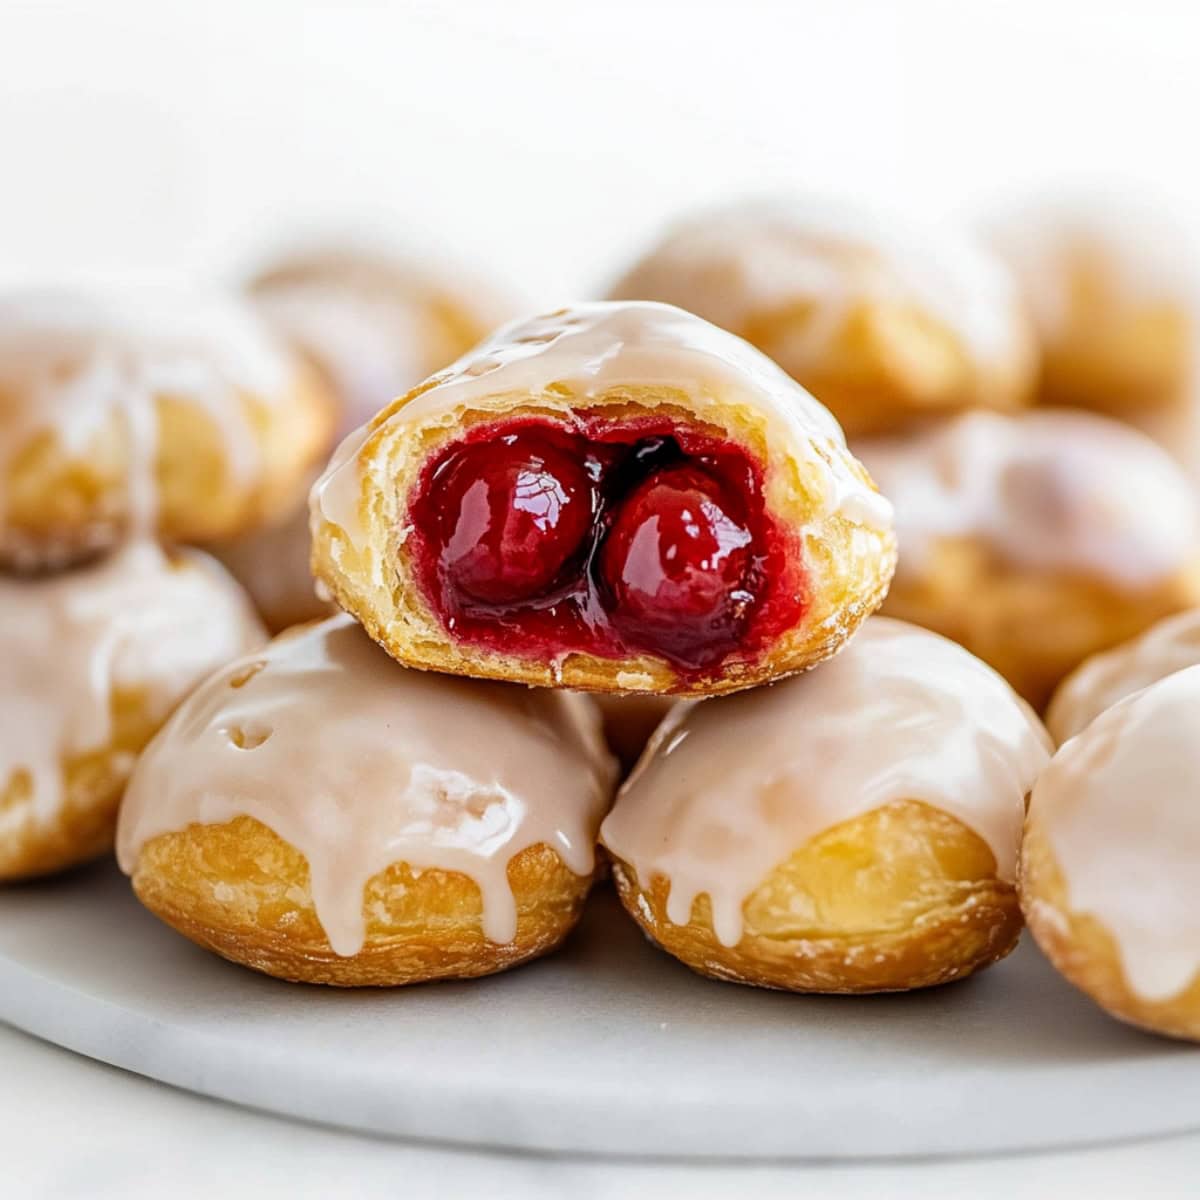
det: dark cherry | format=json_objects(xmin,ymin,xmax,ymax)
[
  {"xmin": 436, "ymin": 434, "xmax": 594, "ymax": 605},
  {"xmin": 599, "ymin": 465, "xmax": 754, "ymax": 665},
  {"xmin": 408, "ymin": 416, "xmax": 807, "ymax": 682}
]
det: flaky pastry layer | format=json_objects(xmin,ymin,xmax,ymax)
[
  {"xmin": 130, "ymin": 816, "xmax": 594, "ymax": 987},
  {"xmin": 313, "ymin": 389, "xmax": 895, "ymax": 696},
  {"xmin": 609, "ymin": 800, "xmax": 1021, "ymax": 993}
]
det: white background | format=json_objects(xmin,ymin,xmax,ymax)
[
  {"xmin": 5, "ymin": 2, "xmax": 1200, "ymax": 1196},
  {"xmin": 2, "ymin": 0, "xmax": 1199, "ymax": 305}
]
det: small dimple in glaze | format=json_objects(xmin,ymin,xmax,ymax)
[
  {"xmin": 117, "ymin": 615, "xmax": 616, "ymax": 956},
  {"xmin": 0, "ymin": 541, "xmax": 266, "ymax": 830}
]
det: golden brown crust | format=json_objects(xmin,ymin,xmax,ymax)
[
  {"xmin": 609, "ymin": 800, "xmax": 1022, "ymax": 993},
  {"xmin": 312, "ymin": 394, "xmax": 897, "ymax": 697},
  {"xmin": 0, "ymin": 366, "xmax": 334, "ymax": 570},
  {"xmin": 129, "ymin": 816, "xmax": 595, "ymax": 986},
  {"xmin": 0, "ymin": 689, "xmax": 160, "ymax": 882},
  {"xmin": 1036, "ymin": 296, "xmax": 1190, "ymax": 417},
  {"xmin": 878, "ymin": 539, "xmax": 1200, "ymax": 710},
  {"xmin": 740, "ymin": 298, "xmax": 1035, "ymax": 438},
  {"xmin": 1020, "ymin": 815, "xmax": 1200, "ymax": 1040}
]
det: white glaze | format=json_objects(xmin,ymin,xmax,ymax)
[
  {"xmin": 117, "ymin": 615, "xmax": 616, "ymax": 955},
  {"xmin": 252, "ymin": 250, "xmax": 503, "ymax": 438},
  {"xmin": 0, "ymin": 541, "xmax": 265, "ymax": 836},
  {"xmin": 1031, "ymin": 665, "xmax": 1200, "ymax": 1001},
  {"xmin": 1048, "ymin": 608, "xmax": 1200, "ymax": 742},
  {"xmin": 600, "ymin": 618, "xmax": 1051, "ymax": 948},
  {"xmin": 856, "ymin": 409, "xmax": 1200, "ymax": 589},
  {"xmin": 610, "ymin": 197, "xmax": 1029, "ymax": 373},
  {"xmin": 312, "ymin": 300, "xmax": 893, "ymax": 557},
  {"xmin": 0, "ymin": 289, "xmax": 295, "ymax": 541}
]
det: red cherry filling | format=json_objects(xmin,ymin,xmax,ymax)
[
  {"xmin": 599, "ymin": 466, "xmax": 754, "ymax": 666},
  {"xmin": 434, "ymin": 434, "xmax": 594, "ymax": 605},
  {"xmin": 408, "ymin": 417, "xmax": 807, "ymax": 682}
]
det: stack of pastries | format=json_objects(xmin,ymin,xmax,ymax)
[
  {"xmin": 117, "ymin": 296, "xmax": 1048, "ymax": 999},
  {"xmin": 6, "ymin": 195, "xmax": 1200, "ymax": 1046},
  {"xmin": 0, "ymin": 289, "xmax": 335, "ymax": 882}
]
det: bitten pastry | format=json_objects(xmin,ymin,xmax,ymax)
[
  {"xmin": 117, "ymin": 615, "xmax": 616, "ymax": 986},
  {"xmin": 0, "ymin": 289, "xmax": 333, "ymax": 570},
  {"xmin": 215, "ymin": 248, "xmax": 507, "ymax": 633},
  {"xmin": 1022, "ymin": 667, "xmax": 1200, "ymax": 1039},
  {"xmin": 609, "ymin": 199, "xmax": 1036, "ymax": 436},
  {"xmin": 0, "ymin": 542, "xmax": 265, "ymax": 881},
  {"xmin": 311, "ymin": 301, "xmax": 895, "ymax": 697},
  {"xmin": 1047, "ymin": 608, "xmax": 1200, "ymax": 743},
  {"xmin": 601, "ymin": 618, "xmax": 1051, "ymax": 993},
  {"xmin": 857, "ymin": 409, "xmax": 1200, "ymax": 709},
  {"xmin": 990, "ymin": 198, "xmax": 1195, "ymax": 417}
]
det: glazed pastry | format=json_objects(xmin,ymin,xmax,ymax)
[
  {"xmin": 311, "ymin": 301, "xmax": 895, "ymax": 697},
  {"xmin": 216, "ymin": 248, "xmax": 508, "ymax": 633},
  {"xmin": 1047, "ymin": 608, "xmax": 1200, "ymax": 743},
  {"xmin": 609, "ymin": 199, "xmax": 1036, "ymax": 436},
  {"xmin": 601, "ymin": 618, "xmax": 1051, "ymax": 993},
  {"xmin": 1023, "ymin": 666, "xmax": 1200, "ymax": 1039},
  {"xmin": 117, "ymin": 615, "xmax": 615, "ymax": 986},
  {"xmin": 0, "ymin": 290, "xmax": 334, "ymax": 570},
  {"xmin": 990, "ymin": 198, "xmax": 1195, "ymax": 416},
  {"xmin": 856, "ymin": 409, "xmax": 1200, "ymax": 708},
  {"xmin": 0, "ymin": 542, "xmax": 265, "ymax": 882},
  {"xmin": 592, "ymin": 694, "xmax": 675, "ymax": 774}
]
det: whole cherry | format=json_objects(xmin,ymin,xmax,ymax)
[
  {"xmin": 599, "ymin": 464, "xmax": 755, "ymax": 665},
  {"xmin": 437, "ymin": 433, "xmax": 595, "ymax": 605}
]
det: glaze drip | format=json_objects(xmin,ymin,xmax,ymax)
[
  {"xmin": 0, "ymin": 289, "xmax": 295, "ymax": 548},
  {"xmin": 117, "ymin": 615, "xmax": 616, "ymax": 955},
  {"xmin": 601, "ymin": 618, "xmax": 1050, "ymax": 948},
  {"xmin": 1031, "ymin": 666, "xmax": 1200, "ymax": 1001},
  {"xmin": 0, "ymin": 541, "xmax": 265, "ymax": 833}
]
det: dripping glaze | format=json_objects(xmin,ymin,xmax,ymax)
[
  {"xmin": 117, "ymin": 615, "xmax": 616, "ymax": 956},
  {"xmin": 601, "ymin": 618, "xmax": 1051, "ymax": 948}
]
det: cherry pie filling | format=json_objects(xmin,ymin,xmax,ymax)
[{"xmin": 407, "ymin": 416, "xmax": 809, "ymax": 679}]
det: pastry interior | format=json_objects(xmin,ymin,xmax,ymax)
[
  {"xmin": 406, "ymin": 412, "xmax": 807, "ymax": 678},
  {"xmin": 311, "ymin": 301, "xmax": 895, "ymax": 695}
]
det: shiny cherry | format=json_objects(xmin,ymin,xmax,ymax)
[
  {"xmin": 599, "ymin": 465, "xmax": 754, "ymax": 663},
  {"xmin": 436, "ymin": 434, "xmax": 594, "ymax": 605}
]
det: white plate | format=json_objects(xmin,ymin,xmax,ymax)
[{"xmin": 0, "ymin": 859, "xmax": 1196, "ymax": 1159}]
